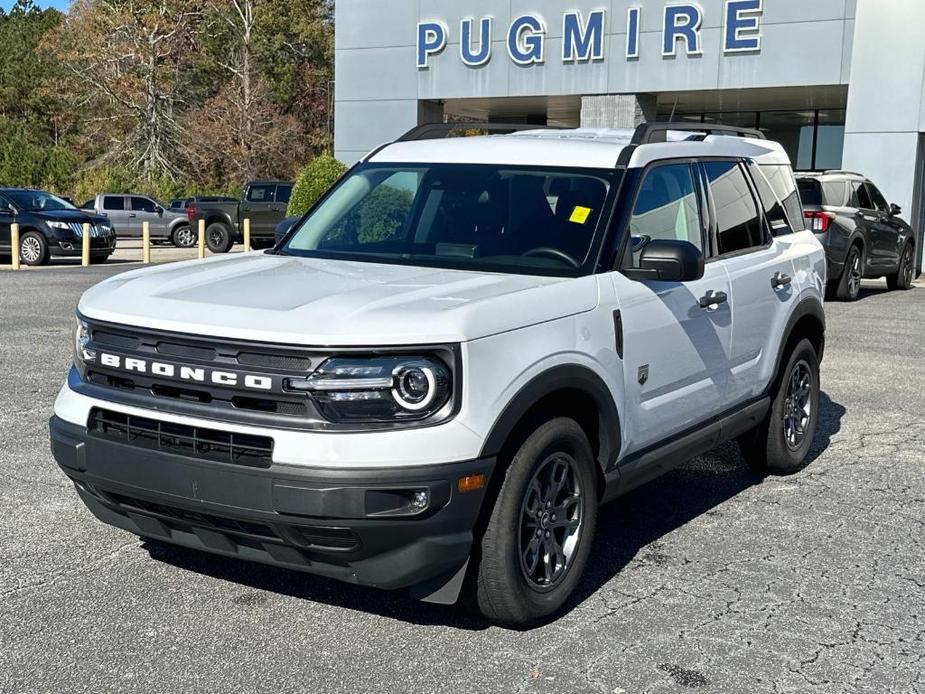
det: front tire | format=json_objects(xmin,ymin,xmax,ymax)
[
  {"xmin": 205, "ymin": 223, "xmax": 233, "ymax": 253},
  {"xmin": 739, "ymin": 339, "xmax": 820, "ymax": 475},
  {"xmin": 171, "ymin": 225, "xmax": 196, "ymax": 249},
  {"xmin": 887, "ymin": 242, "xmax": 915, "ymax": 291},
  {"xmin": 19, "ymin": 231, "xmax": 49, "ymax": 266},
  {"xmin": 470, "ymin": 417, "xmax": 598, "ymax": 627}
]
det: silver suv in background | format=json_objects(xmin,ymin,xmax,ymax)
[{"xmin": 81, "ymin": 194, "xmax": 195, "ymax": 248}]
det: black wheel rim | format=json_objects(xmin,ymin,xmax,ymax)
[
  {"xmin": 902, "ymin": 246, "xmax": 914, "ymax": 286},
  {"xmin": 207, "ymin": 229, "xmax": 224, "ymax": 249},
  {"xmin": 519, "ymin": 451, "xmax": 583, "ymax": 592},
  {"xmin": 847, "ymin": 250, "xmax": 862, "ymax": 296},
  {"xmin": 21, "ymin": 237, "xmax": 41, "ymax": 263},
  {"xmin": 783, "ymin": 360, "xmax": 813, "ymax": 451}
]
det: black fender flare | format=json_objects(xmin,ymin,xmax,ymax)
[
  {"xmin": 478, "ymin": 364, "xmax": 621, "ymax": 471},
  {"xmin": 768, "ymin": 296, "xmax": 826, "ymax": 393}
]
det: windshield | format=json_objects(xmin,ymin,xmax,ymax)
[
  {"xmin": 3, "ymin": 189, "xmax": 76, "ymax": 212},
  {"xmin": 279, "ymin": 163, "xmax": 617, "ymax": 276}
]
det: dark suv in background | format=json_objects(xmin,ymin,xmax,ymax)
[{"xmin": 797, "ymin": 171, "xmax": 917, "ymax": 301}]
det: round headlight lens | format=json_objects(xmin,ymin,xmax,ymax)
[
  {"xmin": 393, "ymin": 365, "xmax": 436, "ymax": 410},
  {"xmin": 74, "ymin": 317, "xmax": 96, "ymax": 363}
]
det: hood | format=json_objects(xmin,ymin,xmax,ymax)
[
  {"xmin": 32, "ymin": 209, "xmax": 108, "ymax": 225},
  {"xmin": 78, "ymin": 253, "xmax": 600, "ymax": 345}
]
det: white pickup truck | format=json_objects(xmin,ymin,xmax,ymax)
[{"xmin": 51, "ymin": 122, "xmax": 826, "ymax": 627}]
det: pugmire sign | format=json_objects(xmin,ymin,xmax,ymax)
[{"xmin": 417, "ymin": 1, "xmax": 763, "ymax": 68}]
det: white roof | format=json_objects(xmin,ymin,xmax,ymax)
[{"xmin": 367, "ymin": 128, "xmax": 792, "ymax": 170}]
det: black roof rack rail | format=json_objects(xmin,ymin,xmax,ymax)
[
  {"xmin": 632, "ymin": 121, "xmax": 766, "ymax": 145},
  {"xmin": 396, "ymin": 122, "xmax": 563, "ymax": 142}
]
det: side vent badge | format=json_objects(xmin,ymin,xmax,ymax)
[{"xmin": 638, "ymin": 364, "xmax": 649, "ymax": 386}]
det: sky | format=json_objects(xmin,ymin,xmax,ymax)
[{"xmin": 1, "ymin": 0, "xmax": 70, "ymax": 10}]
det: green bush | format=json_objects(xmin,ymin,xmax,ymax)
[{"xmin": 286, "ymin": 152, "xmax": 347, "ymax": 217}]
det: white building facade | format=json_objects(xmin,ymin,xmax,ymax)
[{"xmin": 335, "ymin": 0, "xmax": 925, "ymax": 264}]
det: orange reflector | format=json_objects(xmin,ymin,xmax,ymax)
[{"xmin": 457, "ymin": 473, "xmax": 485, "ymax": 493}]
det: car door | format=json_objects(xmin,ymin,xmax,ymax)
[
  {"xmin": 240, "ymin": 184, "xmax": 277, "ymax": 236},
  {"xmin": 865, "ymin": 182, "xmax": 905, "ymax": 268},
  {"xmin": 612, "ymin": 161, "xmax": 733, "ymax": 455},
  {"xmin": 101, "ymin": 195, "xmax": 132, "ymax": 235},
  {"xmin": 129, "ymin": 196, "xmax": 166, "ymax": 237},
  {"xmin": 710, "ymin": 160, "xmax": 798, "ymax": 406},
  {"xmin": 0, "ymin": 195, "xmax": 14, "ymax": 252},
  {"xmin": 848, "ymin": 182, "xmax": 881, "ymax": 271}
]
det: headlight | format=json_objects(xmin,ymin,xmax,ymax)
[
  {"xmin": 74, "ymin": 317, "xmax": 96, "ymax": 364},
  {"xmin": 47, "ymin": 221, "xmax": 70, "ymax": 230},
  {"xmin": 287, "ymin": 355, "xmax": 453, "ymax": 424}
]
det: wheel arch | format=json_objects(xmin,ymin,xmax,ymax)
[
  {"xmin": 479, "ymin": 365, "xmax": 621, "ymax": 477},
  {"xmin": 769, "ymin": 297, "xmax": 826, "ymax": 394}
]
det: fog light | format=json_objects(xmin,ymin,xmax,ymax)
[{"xmin": 410, "ymin": 489, "xmax": 429, "ymax": 510}]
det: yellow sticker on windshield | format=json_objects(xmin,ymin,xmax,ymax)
[{"xmin": 569, "ymin": 206, "xmax": 592, "ymax": 224}]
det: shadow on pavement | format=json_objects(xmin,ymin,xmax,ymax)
[{"xmin": 144, "ymin": 391, "xmax": 846, "ymax": 630}]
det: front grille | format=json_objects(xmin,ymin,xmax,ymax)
[
  {"xmin": 69, "ymin": 222, "xmax": 110, "ymax": 238},
  {"xmin": 88, "ymin": 408, "xmax": 274, "ymax": 468}
]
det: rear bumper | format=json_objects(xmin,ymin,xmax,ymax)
[{"xmin": 50, "ymin": 415, "xmax": 494, "ymax": 602}]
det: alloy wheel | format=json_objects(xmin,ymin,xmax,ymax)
[
  {"xmin": 902, "ymin": 245, "xmax": 914, "ymax": 287},
  {"xmin": 847, "ymin": 250, "xmax": 862, "ymax": 297},
  {"xmin": 519, "ymin": 451, "xmax": 584, "ymax": 591},
  {"xmin": 783, "ymin": 360, "xmax": 813, "ymax": 451},
  {"xmin": 20, "ymin": 237, "xmax": 41, "ymax": 264},
  {"xmin": 176, "ymin": 227, "xmax": 195, "ymax": 247}
]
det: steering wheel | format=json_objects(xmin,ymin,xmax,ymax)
[
  {"xmin": 631, "ymin": 234, "xmax": 652, "ymax": 254},
  {"xmin": 523, "ymin": 247, "xmax": 581, "ymax": 269}
]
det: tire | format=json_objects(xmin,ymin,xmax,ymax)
[
  {"xmin": 739, "ymin": 339, "xmax": 820, "ymax": 475},
  {"xmin": 834, "ymin": 244, "xmax": 863, "ymax": 301},
  {"xmin": 887, "ymin": 242, "xmax": 915, "ymax": 291},
  {"xmin": 171, "ymin": 225, "xmax": 196, "ymax": 249},
  {"xmin": 469, "ymin": 417, "xmax": 598, "ymax": 628},
  {"xmin": 19, "ymin": 231, "xmax": 49, "ymax": 266},
  {"xmin": 205, "ymin": 222, "xmax": 233, "ymax": 253}
]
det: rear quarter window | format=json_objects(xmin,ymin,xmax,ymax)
[{"xmin": 761, "ymin": 165, "xmax": 805, "ymax": 232}]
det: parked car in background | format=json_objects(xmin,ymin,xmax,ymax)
[
  {"xmin": 81, "ymin": 194, "xmax": 195, "ymax": 248},
  {"xmin": 0, "ymin": 188, "xmax": 116, "ymax": 266},
  {"xmin": 797, "ymin": 171, "xmax": 918, "ymax": 301},
  {"xmin": 190, "ymin": 181, "xmax": 293, "ymax": 253},
  {"xmin": 168, "ymin": 196, "xmax": 238, "ymax": 212}
]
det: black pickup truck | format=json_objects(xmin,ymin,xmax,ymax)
[{"xmin": 189, "ymin": 181, "xmax": 293, "ymax": 252}]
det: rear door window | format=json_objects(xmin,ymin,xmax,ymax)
[
  {"xmin": 130, "ymin": 196, "xmax": 156, "ymax": 212},
  {"xmin": 103, "ymin": 196, "xmax": 125, "ymax": 211},
  {"xmin": 246, "ymin": 185, "xmax": 275, "ymax": 203},
  {"xmin": 275, "ymin": 185, "xmax": 293, "ymax": 205},
  {"xmin": 704, "ymin": 161, "xmax": 766, "ymax": 256},
  {"xmin": 866, "ymin": 183, "xmax": 889, "ymax": 213},
  {"xmin": 851, "ymin": 182, "xmax": 874, "ymax": 210}
]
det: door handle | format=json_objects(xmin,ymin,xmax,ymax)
[
  {"xmin": 699, "ymin": 290, "xmax": 728, "ymax": 309},
  {"xmin": 771, "ymin": 272, "xmax": 793, "ymax": 289},
  {"xmin": 128, "ymin": 213, "xmax": 136, "ymax": 218}
]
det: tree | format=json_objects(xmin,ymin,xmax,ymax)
[
  {"xmin": 50, "ymin": 0, "xmax": 205, "ymax": 185},
  {"xmin": 287, "ymin": 153, "xmax": 345, "ymax": 216}
]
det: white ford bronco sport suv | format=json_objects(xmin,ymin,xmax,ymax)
[{"xmin": 50, "ymin": 122, "xmax": 826, "ymax": 627}]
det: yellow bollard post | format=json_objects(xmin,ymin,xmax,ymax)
[
  {"xmin": 197, "ymin": 219, "xmax": 205, "ymax": 259},
  {"xmin": 243, "ymin": 218, "xmax": 251, "ymax": 252},
  {"xmin": 10, "ymin": 223, "xmax": 20, "ymax": 270},
  {"xmin": 81, "ymin": 222, "xmax": 91, "ymax": 267},
  {"xmin": 142, "ymin": 221, "xmax": 151, "ymax": 264}
]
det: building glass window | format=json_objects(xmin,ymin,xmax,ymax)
[{"xmin": 656, "ymin": 108, "xmax": 846, "ymax": 172}]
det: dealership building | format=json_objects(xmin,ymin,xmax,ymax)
[{"xmin": 335, "ymin": 0, "xmax": 925, "ymax": 262}]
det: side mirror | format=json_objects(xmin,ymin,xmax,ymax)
[
  {"xmin": 623, "ymin": 239, "xmax": 705, "ymax": 282},
  {"xmin": 275, "ymin": 216, "xmax": 298, "ymax": 245},
  {"xmin": 890, "ymin": 203, "xmax": 902, "ymax": 216},
  {"xmin": 155, "ymin": 205, "xmax": 164, "ymax": 215}
]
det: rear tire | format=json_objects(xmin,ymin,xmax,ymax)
[
  {"xmin": 19, "ymin": 231, "xmax": 49, "ymax": 266},
  {"xmin": 887, "ymin": 242, "xmax": 915, "ymax": 291},
  {"xmin": 469, "ymin": 417, "xmax": 598, "ymax": 628},
  {"xmin": 739, "ymin": 339, "xmax": 820, "ymax": 476},
  {"xmin": 835, "ymin": 245, "xmax": 862, "ymax": 301},
  {"xmin": 205, "ymin": 223, "xmax": 233, "ymax": 253},
  {"xmin": 171, "ymin": 225, "xmax": 196, "ymax": 249}
]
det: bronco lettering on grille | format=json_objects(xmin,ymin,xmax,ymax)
[{"xmin": 98, "ymin": 353, "xmax": 273, "ymax": 391}]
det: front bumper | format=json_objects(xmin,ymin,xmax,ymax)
[
  {"xmin": 50, "ymin": 415, "xmax": 494, "ymax": 603},
  {"xmin": 51, "ymin": 233, "xmax": 117, "ymax": 257}
]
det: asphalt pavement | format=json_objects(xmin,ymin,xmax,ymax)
[{"xmin": 1, "ymin": 259, "xmax": 923, "ymax": 694}]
